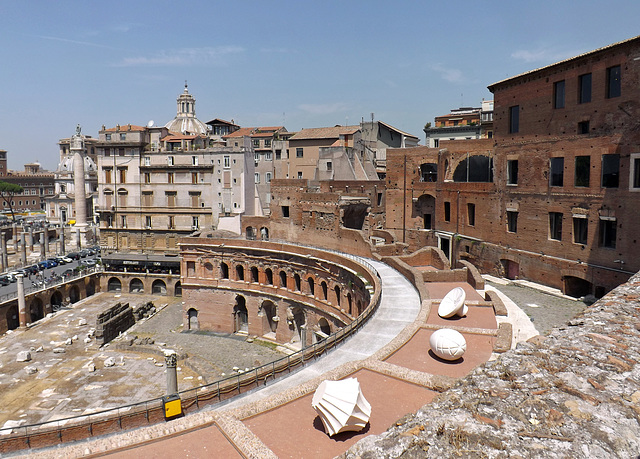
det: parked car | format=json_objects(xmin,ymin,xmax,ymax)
[
  {"xmin": 37, "ymin": 260, "xmax": 55, "ymax": 270},
  {"xmin": 25, "ymin": 265, "xmax": 39, "ymax": 274},
  {"xmin": 62, "ymin": 268, "xmax": 74, "ymax": 278},
  {"xmin": 0, "ymin": 275, "xmax": 10, "ymax": 286},
  {"xmin": 67, "ymin": 252, "xmax": 80, "ymax": 260},
  {"xmin": 57, "ymin": 256, "xmax": 73, "ymax": 264},
  {"xmin": 46, "ymin": 258, "xmax": 59, "ymax": 267},
  {"xmin": 84, "ymin": 259, "xmax": 97, "ymax": 267},
  {"xmin": 79, "ymin": 249, "xmax": 90, "ymax": 258},
  {"xmin": 7, "ymin": 271, "xmax": 22, "ymax": 282}
]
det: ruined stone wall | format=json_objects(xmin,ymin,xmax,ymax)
[
  {"xmin": 95, "ymin": 302, "xmax": 134, "ymax": 346},
  {"xmin": 345, "ymin": 271, "xmax": 640, "ymax": 458}
]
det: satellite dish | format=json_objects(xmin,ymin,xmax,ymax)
[{"xmin": 147, "ymin": 120, "xmax": 155, "ymax": 128}]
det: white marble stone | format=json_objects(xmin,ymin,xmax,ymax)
[
  {"xmin": 438, "ymin": 287, "xmax": 468, "ymax": 318},
  {"xmin": 312, "ymin": 378, "xmax": 371, "ymax": 437},
  {"xmin": 429, "ymin": 329, "xmax": 467, "ymax": 361}
]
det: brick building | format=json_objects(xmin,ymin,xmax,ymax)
[{"xmin": 386, "ymin": 35, "xmax": 640, "ymax": 298}]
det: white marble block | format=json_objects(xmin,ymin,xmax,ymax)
[
  {"xmin": 312, "ymin": 378, "xmax": 371, "ymax": 436},
  {"xmin": 438, "ymin": 287, "xmax": 468, "ymax": 318},
  {"xmin": 429, "ymin": 328, "xmax": 467, "ymax": 361}
]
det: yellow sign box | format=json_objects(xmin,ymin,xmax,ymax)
[{"xmin": 163, "ymin": 394, "xmax": 182, "ymax": 419}]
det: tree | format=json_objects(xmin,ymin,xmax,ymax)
[{"xmin": 0, "ymin": 181, "xmax": 24, "ymax": 222}]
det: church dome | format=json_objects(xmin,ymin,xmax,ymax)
[
  {"xmin": 57, "ymin": 155, "xmax": 97, "ymax": 173},
  {"xmin": 164, "ymin": 83, "xmax": 209, "ymax": 136}
]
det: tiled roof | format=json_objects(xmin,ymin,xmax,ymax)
[
  {"xmin": 289, "ymin": 125, "xmax": 360, "ymax": 140},
  {"xmin": 103, "ymin": 124, "xmax": 147, "ymax": 132},
  {"xmin": 377, "ymin": 121, "xmax": 419, "ymax": 139},
  {"xmin": 224, "ymin": 127, "xmax": 256, "ymax": 138}
]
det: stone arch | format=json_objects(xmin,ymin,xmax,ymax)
[
  {"xmin": 152, "ymin": 279, "xmax": 167, "ymax": 295},
  {"xmin": 453, "ymin": 154, "xmax": 493, "ymax": 182},
  {"xmin": 236, "ymin": 264, "xmax": 245, "ymax": 281},
  {"xmin": 187, "ymin": 308, "xmax": 199, "ymax": 330},
  {"xmin": 279, "ymin": 270, "xmax": 287, "ymax": 288},
  {"xmin": 129, "ymin": 278, "xmax": 144, "ymax": 293},
  {"xmin": 500, "ymin": 258, "xmax": 519, "ymax": 280},
  {"xmin": 250, "ymin": 266, "xmax": 259, "ymax": 283},
  {"xmin": 51, "ymin": 290, "xmax": 64, "ymax": 309},
  {"xmin": 220, "ymin": 262, "xmax": 229, "ymax": 279},
  {"xmin": 204, "ymin": 262, "xmax": 214, "ymax": 276},
  {"xmin": 294, "ymin": 273, "xmax": 301, "ymax": 291},
  {"xmin": 233, "ymin": 295, "xmax": 248, "ymax": 333},
  {"xmin": 562, "ymin": 274, "xmax": 593, "ymax": 298},
  {"xmin": 289, "ymin": 306, "xmax": 306, "ymax": 345},
  {"xmin": 259, "ymin": 300, "xmax": 278, "ymax": 337},
  {"xmin": 174, "ymin": 281, "xmax": 182, "ymax": 296},
  {"xmin": 68, "ymin": 284, "xmax": 80, "ymax": 303},
  {"xmin": 321, "ymin": 281, "xmax": 328, "ymax": 300},
  {"xmin": 107, "ymin": 277, "xmax": 122, "ymax": 292},
  {"xmin": 318, "ymin": 317, "xmax": 331, "ymax": 337},
  {"xmin": 245, "ymin": 226, "xmax": 257, "ymax": 240},
  {"xmin": 265, "ymin": 268, "xmax": 273, "ymax": 285},
  {"xmin": 347, "ymin": 292, "xmax": 353, "ymax": 315},
  {"xmin": 6, "ymin": 304, "xmax": 19, "ymax": 330},
  {"xmin": 260, "ymin": 227, "xmax": 269, "ymax": 240},
  {"xmin": 419, "ymin": 162, "xmax": 438, "ymax": 182},
  {"xmin": 30, "ymin": 297, "xmax": 44, "ymax": 322},
  {"xmin": 307, "ymin": 277, "xmax": 315, "ymax": 296},
  {"xmin": 413, "ymin": 194, "xmax": 435, "ymax": 230}
]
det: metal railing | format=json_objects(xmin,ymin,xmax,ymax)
[
  {"xmin": 0, "ymin": 254, "xmax": 381, "ymax": 453},
  {"xmin": 0, "ymin": 267, "xmax": 101, "ymax": 304}
]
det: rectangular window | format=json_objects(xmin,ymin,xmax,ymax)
[
  {"xmin": 168, "ymin": 216, "xmax": 175, "ymax": 229},
  {"xmin": 118, "ymin": 192, "xmax": 127, "ymax": 207},
  {"xmin": 444, "ymin": 202, "xmax": 451, "ymax": 222},
  {"xmin": 192, "ymin": 216, "xmax": 199, "ymax": 229},
  {"xmin": 144, "ymin": 157, "xmax": 151, "ymax": 166},
  {"xmin": 104, "ymin": 169, "xmax": 112, "ymax": 184},
  {"xmin": 507, "ymin": 211, "xmax": 518, "ymax": 233},
  {"xmin": 509, "ymin": 105, "xmax": 519, "ymax": 134},
  {"xmin": 121, "ymin": 215, "xmax": 127, "ymax": 228},
  {"xmin": 192, "ymin": 172, "xmax": 198, "ymax": 184},
  {"xmin": 606, "ymin": 65, "xmax": 621, "ymax": 99},
  {"xmin": 601, "ymin": 154, "xmax": 620, "ymax": 188},
  {"xmin": 327, "ymin": 161, "xmax": 332, "ymax": 171},
  {"xmin": 282, "ymin": 206, "xmax": 290, "ymax": 218},
  {"xmin": 296, "ymin": 147, "xmax": 304, "ymax": 158},
  {"xmin": 467, "ymin": 203, "xmax": 476, "ymax": 227},
  {"xmin": 145, "ymin": 215, "xmax": 152, "ymax": 228},
  {"xmin": 119, "ymin": 148, "xmax": 125, "ymax": 156},
  {"xmin": 254, "ymin": 173, "xmax": 260, "ymax": 183},
  {"xmin": 265, "ymin": 139, "xmax": 271, "ymax": 147},
  {"xmin": 192, "ymin": 156, "xmax": 198, "ymax": 166},
  {"xmin": 549, "ymin": 212, "xmax": 563, "ymax": 241},
  {"xmin": 119, "ymin": 133, "xmax": 126, "ymax": 141},
  {"xmin": 433, "ymin": 139, "xmax": 439, "ymax": 148},
  {"xmin": 297, "ymin": 171, "xmax": 303, "ymax": 179},
  {"xmin": 144, "ymin": 172, "xmax": 151, "ymax": 184},
  {"xmin": 253, "ymin": 139, "xmax": 260, "ymax": 147},
  {"xmin": 578, "ymin": 121, "xmax": 590, "ymax": 134},
  {"xmin": 550, "ymin": 157, "xmax": 564, "ymax": 187},
  {"xmin": 573, "ymin": 217, "xmax": 588, "ymax": 244},
  {"xmin": 553, "ymin": 80, "xmax": 565, "ymax": 108},
  {"xmin": 265, "ymin": 151, "xmax": 272, "ymax": 161},
  {"xmin": 266, "ymin": 172, "xmax": 272, "ymax": 183},
  {"xmin": 105, "ymin": 134, "xmax": 111, "ymax": 141},
  {"xmin": 223, "ymin": 171, "xmax": 231, "ymax": 188},
  {"xmin": 166, "ymin": 192, "xmax": 176, "ymax": 207},
  {"xmin": 574, "ymin": 156, "xmax": 590, "ymax": 187},
  {"xmin": 599, "ymin": 218, "xmax": 617, "ymax": 248},
  {"xmin": 190, "ymin": 193, "xmax": 200, "ymax": 208},
  {"xmin": 168, "ymin": 156, "xmax": 174, "ymax": 166},
  {"xmin": 167, "ymin": 172, "xmax": 174, "ymax": 184},
  {"xmin": 275, "ymin": 149, "xmax": 282, "ymax": 160},
  {"xmin": 578, "ymin": 73, "xmax": 592, "ymax": 103},
  {"xmin": 507, "ymin": 159, "xmax": 518, "ymax": 185},
  {"xmin": 633, "ymin": 157, "xmax": 640, "ymax": 189},
  {"xmin": 118, "ymin": 168, "xmax": 127, "ymax": 183},
  {"xmin": 223, "ymin": 156, "xmax": 230, "ymax": 168},
  {"xmin": 254, "ymin": 151, "xmax": 260, "ymax": 161},
  {"xmin": 142, "ymin": 192, "xmax": 152, "ymax": 206}
]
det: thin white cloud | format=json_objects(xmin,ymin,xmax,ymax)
[
  {"xmin": 298, "ymin": 102, "xmax": 350, "ymax": 115},
  {"xmin": 33, "ymin": 34, "xmax": 115, "ymax": 49},
  {"xmin": 430, "ymin": 63, "xmax": 465, "ymax": 83},
  {"xmin": 117, "ymin": 46, "xmax": 245, "ymax": 67},
  {"xmin": 511, "ymin": 47, "xmax": 580, "ymax": 64}
]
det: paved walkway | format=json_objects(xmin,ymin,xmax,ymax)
[{"xmin": 28, "ymin": 259, "xmax": 516, "ymax": 458}]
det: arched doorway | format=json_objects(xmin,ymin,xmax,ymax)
[
  {"xmin": 563, "ymin": 276, "xmax": 593, "ymax": 298},
  {"xmin": 187, "ymin": 308, "xmax": 199, "ymax": 330},
  {"xmin": 174, "ymin": 281, "xmax": 182, "ymax": 296},
  {"xmin": 68, "ymin": 285, "xmax": 80, "ymax": 303},
  {"xmin": 233, "ymin": 295, "xmax": 248, "ymax": 333},
  {"xmin": 260, "ymin": 227, "xmax": 269, "ymax": 240},
  {"xmin": 86, "ymin": 280, "xmax": 95, "ymax": 297},
  {"xmin": 129, "ymin": 278, "xmax": 144, "ymax": 293},
  {"xmin": 501, "ymin": 259, "xmax": 519, "ymax": 280},
  {"xmin": 6, "ymin": 305, "xmax": 19, "ymax": 330},
  {"xmin": 413, "ymin": 194, "xmax": 436, "ymax": 229},
  {"xmin": 259, "ymin": 300, "xmax": 278, "ymax": 337},
  {"xmin": 51, "ymin": 290, "xmax": 63, "ymax": 310},
  {"xmin": 30, "ymin": 298, "xmax": 44, "ymax": 322},
  {"xmin": 318, "ymin": 318, "xmax": 331, "ymax": 338},
  {"xmin": 245, "ymin": 226, "xmax": 257, "ymax": 240},
  {"xmin": 108, "ymin": 277, "xmax": 122, "ymax": 292},
  {"xmin": 152, "ymin": 279, "xmax": 167, "ymax": 295},
  {"xmin": 292, "ymin": 307, "xmax": 306, "ymax": 346}
]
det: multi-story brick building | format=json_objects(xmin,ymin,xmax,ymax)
[
  {"xmin": 386, "ymin": 35, "xmax": 640, "ymax": 298},
  {"xmin": 0, "ymin": 162, "xmax": 54, "ymax": 214},
  {"xmin": 423, "ymin": 100, "xmax": 494, "ymax": 148}
]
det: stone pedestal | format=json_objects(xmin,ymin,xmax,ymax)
[{"xmin": 17, "ymin": 275, "xmax": 27, "ymax": 328}]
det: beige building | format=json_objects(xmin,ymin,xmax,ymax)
[{"xmin": 96, "ymin": 86, "xmax": 258, "ymax": 255}]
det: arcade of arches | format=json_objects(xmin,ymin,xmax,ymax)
[{"xmin": 180, "ymin": 239, "xmax": 379, "ymax": 348}]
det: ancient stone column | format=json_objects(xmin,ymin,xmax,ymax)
[
  {"xmin": 60, "ymin": 230, "xmax": 66, "ymax": 255},
  {"xmin": 0, "ymin": 233, "xmax": 6, "ymax": 272},
  {"xmin": 43, "ymin": 229, "xmax": 49, "ymax": 258},
  {"xmin": 164, "ymin": 350, "xmax": 178, "ymax": 395},
  {"xmin": 13, "ymin": 223, "xmax": 18, "ymax": 255},
  {"xmin": 17, "ymin": 274, "xmax": 27, "ymax": 328},
  {"xmin": 76, "ymin": 228, "xmax": 81, "ymax": 249},
  {"xmin": 28, "ymin": 225, "xmax": 34, "ymax": 251},
  {"xmin": 20, "ymin": 233, "xmax": 26, "ymax": 267},
  {"xmin": 40, "ymin": 233, "xmax": 46, "ymax": 261}
]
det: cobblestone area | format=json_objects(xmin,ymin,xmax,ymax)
[
  {"xmin": 486, "ymin": 280, "xmax": 589, "ymax": 335},
  {"xmin": 344, "ymin": 275, "xmax": 640, "ymax": 458}
]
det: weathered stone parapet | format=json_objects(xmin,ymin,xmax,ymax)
[
  {"xmin": 343, "ymin": 272, "xmax": 640, "ymax": 458},
  {"xmin": 95, "ymin": 302, "xmax": 135, "ymax": 346}
]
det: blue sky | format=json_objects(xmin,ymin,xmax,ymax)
[{"xmin": 1, "ymin": 1, "xmax": 639, "ymax": 171}]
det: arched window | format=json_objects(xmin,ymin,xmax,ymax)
[
  {"xmin": 334, "ymin": 285, "xmax": 341, "ymax": 307},
  {"xmin": 279, "ymin": 271, "xmax": 287, "ymax": 288},
  {"xmin": 321, "ymin": 281, "xmax": 328, "ymax": 300},
  {"xmin": 220, "ymin": 262, "xmax": 229, "ymax": 279},
  {"xmin": 294, "ymin": 273, "xmax": 301, "ymax": 291},
  {"xmin": 265, "ymin": 268, "xmax": 273, "ymax": 285},
  {"xmin": 251, "ymin": 266, "xmax": 259, "ymax": 283},
  {"xmin": 307, "ymin": 277, "xmax": 315, "ymax": 296},
  {"xmin": 236, "ymin": 264, "xmax": 245, "ymax": 281}
]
